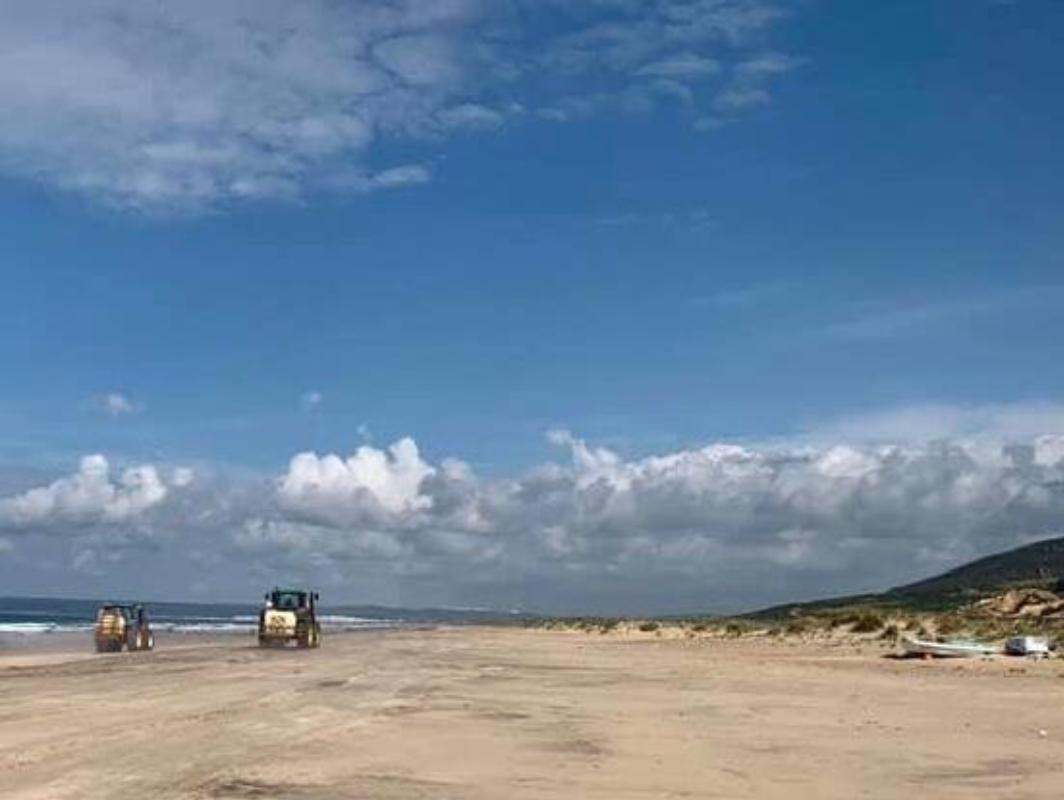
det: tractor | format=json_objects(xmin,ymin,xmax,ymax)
[
  {"xmin": 94, "ymin": 603, "xmax": 155, "ymax": 653},
  {"xmin": 257, "ymin": 588, "xmax": 322, "ymax": 648}
]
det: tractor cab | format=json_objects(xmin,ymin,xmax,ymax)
[{"xmin": 266, "ymin": 589, "xmax": 315, "ymax": 612}]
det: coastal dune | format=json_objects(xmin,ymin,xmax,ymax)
[{"xmin": 1, "ymin": 627, "xmax": 1062, "ymax": 799}]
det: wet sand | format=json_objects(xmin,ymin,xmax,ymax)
[{"xmin": 1, "ymin": 627, "xmax": 1062, "ymax": 799}]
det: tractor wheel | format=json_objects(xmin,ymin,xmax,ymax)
[
  {"xmin": 145, "ymin": 632, "xmax": 155, "ymax": 651},
  {"xmin": 296, "ymin": 625, "xmax": 310, "ymax": 649},
  {"xmin": 313, "ymin": 626, "xmax": 322, "ymax": 648}
]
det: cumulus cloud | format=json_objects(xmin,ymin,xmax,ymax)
[
  {"xmin": 0, "ymin": 455, "xmax": 170, "ymax": 529},
  {"xmin": 277, "ymin": 438, "xmax": 437, "ymax": 525},
  {"xmin": 97, "ymin": 392, "xmax": 139, "ymax": 417},
  {"xmin": 509, "ymin": 433, "xmax": 1064, "ymax": 574},
  {"xmin": 9, "ymin": 402, "xmax": 1061, "ymax": 611},
  {"xmin": 245, "ymin": 415, "xmax": 1064, "ymax": 610},
  {"xmin": 0, "ymin": 0, "xmax": 796, "ymax": 210}
]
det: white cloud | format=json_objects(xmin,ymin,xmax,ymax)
[
  {"xmin": 238, "ymin": 421, "xmax": 1063, "ymax": 610},
  {"xmin": 366, "ymin": 164, "xmax": 432, "ymax": 189},
  {"xmin": 734, "ymin": 52, "xmax": 804, "ymax": 77},
  {"xmin": 712, "ymin": 50, "xmax": 802, "ymax": 115},
  {"xmin": 171, "ymin": 467, "xmax": 196, "ymax": 488},
  {"xmin": 300, "ymin": 391, "xmax": 323, "ymax": 413},
  {"xmin": 98, "ymin": 392, "xmax": 139, "ymax": 417},
  {"xmin": 636, "ymin": 52, "xmax": 721, "ymax": 79},
  {"xmin": 3, "ymin": 405, "xmax": 1064, "ymax": 611},
  {"xmin": 0, "ymin": 454, "xmax": 169, "ymax": 529},
  {"xmin": 236, "ymin": 519, "xmax": 407, "ymax": 563},
  {"xmin": 713, "ymin": 86, "xmax": 770, "ymax": 111},
  {"xmin": 525, "ymin": 2, "xmax": 792, "ymax": 126},
  {"xmin": 277, "ymin": 438, "xmax": 437, "ymax": 524},
  {"xmin": 0, "ymin": 0, "xmax": 477, "ymax": 210},
  {"xmin": 324, "ymin": 163, "xmax": 433, "ymax": 193},
  {"xmin": 436, "ymin": 103, "xmax": 508, "ymax": 131},
  {"xmin": 0, "ymin": 0, "xmax": 796, "ymax": 210},
  {"xmin": 807, "ymin": 402, "xmax": 1064, "ymax": 446},
  {"xmin": 264, "ymin": 406, "xmax": 1064, "ymax": 590},
  {"xmin": 372, "ymin": 31, "xmax": 462, "ymax": 89}
]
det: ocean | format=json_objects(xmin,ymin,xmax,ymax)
[{"xmin": 0, "ymin": 596, "xmax": 522, "ymax": 636}]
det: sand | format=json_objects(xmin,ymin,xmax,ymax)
[{"xmin": 1, "ymin": 627, "xmax": 1063, "ymax": 799}]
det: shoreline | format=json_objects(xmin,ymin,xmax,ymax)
[{"xmin": 0, "ymin": 625, "xmax": 423, "ymax": 668}]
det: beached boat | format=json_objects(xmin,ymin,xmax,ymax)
[
  {"xmin": 901, "ymin": 637, "xmax": 997, "ymax": 658},
  {"xmin": 1004, "ymin": 636, "xmax": 1051, "ymax": 657}
]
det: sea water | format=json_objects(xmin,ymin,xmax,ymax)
[{"xmin": 0, "ymin": 595, "xmax": 521, "ymax": 637}]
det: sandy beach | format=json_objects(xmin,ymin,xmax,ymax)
[{"xmin": 2, "ymin": 627, "xmax": 1063, "ymax": 799}]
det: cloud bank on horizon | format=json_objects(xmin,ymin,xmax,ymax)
[
  {"xmin": 2, "ymin": 404, "xmax": 1063, "ymax": 613},
  {"xmin": 0, "ymin": 0, "xmax": 797, "ymax": 210}
]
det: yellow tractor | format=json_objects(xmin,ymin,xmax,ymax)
[
  {"xmin": 94, "ymin": 603, "xmax": 155, "ymax": 653},
  {"xmin": 257, "ymin": 588, "xmax": 322, "ymax": 648}
]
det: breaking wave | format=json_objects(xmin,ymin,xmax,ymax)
[{"xmin": 0, "ymin": 607, "xmax": 402, "ymax": 636}]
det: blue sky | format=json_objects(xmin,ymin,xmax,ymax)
[{"xmin": 0, "ymin": 0, "xmax": 1062, "ymax": 611}]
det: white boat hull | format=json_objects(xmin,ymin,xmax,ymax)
[{"xmin": 902, "ymin": 638, "xmax": 996, "ymax": 658}]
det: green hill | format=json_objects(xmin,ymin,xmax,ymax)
[
  {"xmin": 888, "ymin": 537, "xmax": 1064, "ymax": 597},
  {"xmin": 752, "ymin": 536, "xmax": 1064, "ymax": 619}
]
